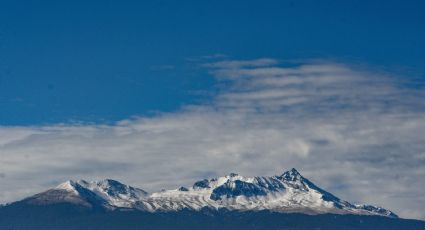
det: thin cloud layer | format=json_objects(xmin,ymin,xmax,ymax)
[{"xmin": 0, "ymin": 59, "xmax": 424, "ymax": 219}]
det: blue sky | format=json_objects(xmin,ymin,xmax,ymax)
[
  {"xmin": 1, "ymin": 0, "xmax": 424, "ymax": 125},
  {"xmin": 1, "ymin": 0, "xmax": 425, "ymax": 220}
]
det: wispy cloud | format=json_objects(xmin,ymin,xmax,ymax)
[
  {"xmin": 0, "ymin": 59, "xmax": 424, "ymax": 219},
  {"xmin": 202, "ymin": 58, "xmax": 278, "ymax": 69}
]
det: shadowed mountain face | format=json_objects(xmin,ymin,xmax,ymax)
[{"xmin": 210, "ymin": 179, "xmax": 268, "ymax": 200}]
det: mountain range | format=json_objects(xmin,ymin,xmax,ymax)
[
  {"xmin": 20, "ymin": 168, "xmax": 395, "ymax": 216},
  {"xmin": 1, "ymin": 168, "xmax": 424, "ymax": 230}
]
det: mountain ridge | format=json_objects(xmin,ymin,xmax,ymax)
[{"xmin": 15, "ymin": 168, "xmax": 397, "ymax": 218}]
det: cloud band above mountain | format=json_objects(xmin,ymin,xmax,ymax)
[{"xmin": 0, "ymin": 58, "xmax": 424, "ymax": 219}]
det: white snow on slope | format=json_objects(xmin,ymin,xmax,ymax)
[{"xmin": 38, "ymin": 169, "xmax": 396, "ymax": 217}]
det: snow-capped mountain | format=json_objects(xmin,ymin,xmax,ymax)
[{"xmin": 21, "ymin": 168, "xmax": 397, "ymax": 218}]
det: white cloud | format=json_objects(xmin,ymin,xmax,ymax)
[
  {"xmin": 0, "ymin": 59, "xmax": 424, "ymax": 220},
  {"xmin": 202, "ymin": 58, "xmax": 278, "ymax": 69}
]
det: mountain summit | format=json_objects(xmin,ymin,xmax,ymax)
[{"xmin": 19, "ymin": 168, "xmax": 397, "ymax": 218}]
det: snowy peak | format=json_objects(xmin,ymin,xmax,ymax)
[
  {"xmin": 21, "ymin": 169, "xmax": 398, "ymax": 218},
  {"xmin": 34, "ymin": 179, "xmax": 148, "ymax": 209},
  {"xmin": 55, "ymin": 180, "xmax": 78, "ymax": 192},
  {"xmin": 57, "ymin": 179, "xmax": 148, "ymax": 199},
  {"xmin": 281, "ymin": 168, "xmax": 303, "ymax": 181},
  {"xmin": 192, "ymin": 172, "xmax": 249, "ymax": 190},
  {"xmin": 85, "ymin": 179, "xmax": 148, "ymax": 200}
]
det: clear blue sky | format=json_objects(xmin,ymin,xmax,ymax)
[{"xmin": 1, "ymin": 0, "xmax": 424, "ymax": 125}]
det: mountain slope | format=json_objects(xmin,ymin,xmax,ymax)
[
  {"xmin": 24, "ymin": 179, "xmax": 147, "ymax": 209},
  {"xmin": 1, "ymin": 203, "xmax": 424, "ymax": 230},
  {"xmin": 15, "ymin": 168, "xmax": 397, "ymax": 218}
]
